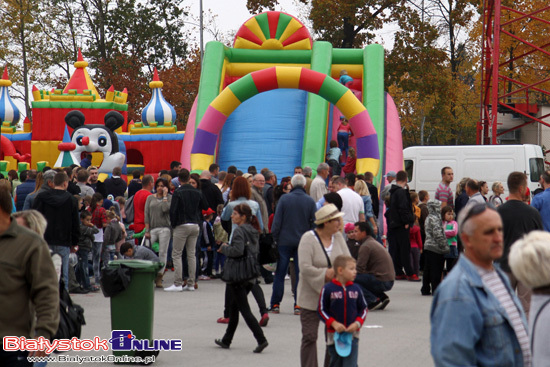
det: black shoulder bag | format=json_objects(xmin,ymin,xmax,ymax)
[
  {"xmin": 312, "ymin": 230, "xmax": 332, "ymax": 268},
  {"xmin": 222, "ymin": 242, "xmax": 261, "ymax": 283}
]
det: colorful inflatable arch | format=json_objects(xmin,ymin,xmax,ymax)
[
  {"xmin": 190, "ymin": 66, "xmax": 379, "ymax": 175},
  {"xmin": 181, "ymin": 11, "xmax": 403, "ymax": 182}
]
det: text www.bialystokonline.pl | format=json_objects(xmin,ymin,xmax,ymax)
[{"xmin": 27, "ymin": 354, "xmax": 155, "ymax": 364}]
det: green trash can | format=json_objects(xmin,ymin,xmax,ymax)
[{"xmin": 107, "ymin": 260, "xmax": 163, "ymax": 360}]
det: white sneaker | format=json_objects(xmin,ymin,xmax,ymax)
[
  {"xmin": 164, "ymin": 285, "xmax": 183, "ymax": 292},
  {"xmin": 182, "ymin": 285, "xmax": 195, "ymax": 292}
]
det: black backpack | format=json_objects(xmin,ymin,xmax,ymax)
[{"xmin": 52, "ymin": 280, "xmax": 86, "ymax": 341}]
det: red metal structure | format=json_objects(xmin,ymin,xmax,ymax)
[{"xmin": 479, "ymin": 0, "xmax": 550, "ymax": 145}]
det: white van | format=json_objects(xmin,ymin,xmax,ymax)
[{"xmin": 403, "ymin": 144, "xmax": 545, "ymax": 198}]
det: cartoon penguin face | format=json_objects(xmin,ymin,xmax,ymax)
[
  {"xmin": 72, "ymin": 126, "xmax": 113, "ymax": 154},
  {"xmin": 64, "ymin": 110, "xmax": 124, "ymax": 156}
]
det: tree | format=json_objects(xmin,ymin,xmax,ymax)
[
  {"xmin": 0, "ymin": 0, "xmax": 46, "ymax": 120},
  {"xmin": 97, "ymin": 53, "xmax": 148, "ymax": 124},
  {"xmin": 246, "ymin": 0, "xmax": 403, "ymax": 47},
  {"xmin": 79, "ymin": 0, "xmax": 189, "ymax": 71},
  {"xmin": 160, "ymin": 49, "xmax": 202, "ymax": 131}
]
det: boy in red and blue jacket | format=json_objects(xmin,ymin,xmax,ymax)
[{"xmin": 318, "ymin": 255, "xmax": 368, "ymax": 366}]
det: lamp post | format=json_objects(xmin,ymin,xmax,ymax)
[{"xmin": 199, "ymin": 0, "xmax": 204, "ymax": 64}]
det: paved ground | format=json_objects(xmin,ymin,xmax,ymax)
[{"xmin": 48, "ymin": 271, "xmax": 434, "ymax": 366}]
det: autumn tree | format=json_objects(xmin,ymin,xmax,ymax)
[
  {"xmin": 159, "ymin": 49, "xmax": 202, "ymax": 131},
  {"xmin": 386, "ymin": 0, "xmax": 478, "ymax": 146},
  {"xmin": 0, "ymin": 0, "xmax": 47, "ymax": 120},
  {"xmin": 247, "ymin": 0, "xmax": 403, "ymax": 47}
]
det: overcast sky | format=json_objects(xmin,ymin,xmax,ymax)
[{"xmin": 184, "ymin": 0, "xmax": 396, "ymax": 48}]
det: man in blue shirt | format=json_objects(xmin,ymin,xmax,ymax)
[
  {"xmin": 531, "ymin": 170, "xmax": 550, "ymax": 231},
  {"xmin": 430, "ymin": 203, "xmax": 530, "ymax": 367}
]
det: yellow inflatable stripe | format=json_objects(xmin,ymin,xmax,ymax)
[
  {"xmin": 211, "ymin": 88, "xmax": 241, "ymax": 116},
  {"xmin": 234, "ymin": 37, "xmax": 262, "ymax": 50},
  {"xmin": 245, "ymin": 18, "xmax": 267, "ymax": 42},
  {"xmin": 220, "ymin": 59, "xmax": 228, "ymax": 93},
  {"xmin": 83, "ymin": 71, "xmax": 99, "ymax": 97},
  {"xmin": 226, "ymin": 63, "xmax": 310, "ymax": 77},
  {"xmin": 357, "ymin": 158, "xmax": 379, "ymax": 176},
  {"xmin": 279, "ymin": 18, "xmax": 302, "ymax": 43},
  {"xmin": 283, "ymin": 38, "xmax": 312, "ymax": 50},
  {"xmin": 335, "ymin": 90, "xmax": 365, "ymax": 119},
  {"xmin": 276, "ymin": 67, "xmax": 301, "ymax": 89},
  {"xmin": 191, "ymin": 153, "xmax": 215, "ymax": 172},
  {"xmin": 331, "ymin": 65, "xmax": 363, "ymax": 79}
]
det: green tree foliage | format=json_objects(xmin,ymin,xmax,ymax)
[
  {"xmin": 0, "ymin": 0, "xmax": 47, "ymax": 120},
  {"xmin": 388, "ymin": 0, "xmax": 478, "ymax": 146},
  {"xmin": 247, "ymin": 0, "xmax": 403, "ymax": 47},
  {"xmin": 1, "ymin": 0, "xmax": 191, "ymax": 124}
]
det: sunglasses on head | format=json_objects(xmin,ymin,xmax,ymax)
[{"xmin": 459, "ymin": 202, "xmax": 496, "ymax": 231}]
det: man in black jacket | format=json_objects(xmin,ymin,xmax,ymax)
[
  {"xmin": 387, "ymin": 170, "xmax": 417, "ymax": 281},
  {"xmin": 104, "ymin": 167, "xmax": 128, "ymax": 198},
  {"xmin": 33, "ymin": 171, "xmax": 80, "ymax": 290},
  {"xmin": 364, "ymin": 171, "xmax": 380, "ymax": 218},
  {"xmin": 87, "ymin": 165, "xmax": 107, "ymax": 198},
  {"xmin": 166, "ymin": 169, "xmax": 209, "ymax": 292},
  {"xmin": 199, "ymin": 170, "xmax": 224, "ymax": 211}
]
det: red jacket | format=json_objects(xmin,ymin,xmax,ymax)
[{"xmin": 409, "ymin": 224, "xmax": 423, "ymax": 250}]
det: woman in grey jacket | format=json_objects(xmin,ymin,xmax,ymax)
[
  {"xmin": 215, "ymin": 203, "xmax": 268, "ymax": 353},
  {"xmin": 421, "ymin": 200, "xmax": 449, "ymax": 296}
]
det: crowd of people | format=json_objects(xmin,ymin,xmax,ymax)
[{"xmin": 1, "ymin": 156, "xmax": 550, "ymax": 367}]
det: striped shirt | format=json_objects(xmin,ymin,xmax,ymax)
[
  {"xmin": 478, "ymin": 267, "xmax": 531, "ymax": 367},
  {"xmin": 435, "ymin": 182, "xmax": 453, "ymax": 208}
]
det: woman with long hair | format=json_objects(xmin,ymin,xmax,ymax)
[
  {"xmin": 190, "ymin": 173, "xmax": 201, "ymax": 190},
  {"xmin": 221, "ymin": 173, "xmax": 235, "ymax": 203},
  {"xmin": 217, "ymin": 176, "xmax": 268, "ymax": 327},
  {"xmin": 23, "ymin": 172, "xmax": 45, "ymax": 210},
  {"xmin": 221, "ymin": 177, "xmax": 263, "ymax": 233},
  {"xmin": 342, "ymin": 147, "xmax": 357, "ymax": 175},
  {"xmin": 215, "ymin": 203, "xmax": 268, "ymax": 353},
  {"xmin": 7, "ymin": 169, "xmax": 20, "ymax": 195}
]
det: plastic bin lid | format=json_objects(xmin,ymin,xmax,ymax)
[{"xmin": 108, "ymin": 259, "xmax": 164, "ymax": 272}]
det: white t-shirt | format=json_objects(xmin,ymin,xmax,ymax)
[{"xmin": 338, "ymin": 187, "xmax": 364, "ymax": 225}]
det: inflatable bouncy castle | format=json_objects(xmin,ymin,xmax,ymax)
[
  {"xmin": 1, "ymin": 11, "xmax": 403, "ymax": 185},
  {"xmin": 0, "ymin": 53, "xmax": 184, "ymax": 177},
  {"xmin": 182, "ymin": 11, "xmax": 404, "ymax": 182}
]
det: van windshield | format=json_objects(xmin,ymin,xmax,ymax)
[
  {"xmin": 529, "ymin": 158, "xmax": 544, "ymax": 182},
  {"xmin": 404, "ymin": 160, "xmax": 413, "ymax": 182}
]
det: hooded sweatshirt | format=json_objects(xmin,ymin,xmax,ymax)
[
  {"xmin": 33, "ymin": 189, "xmax": 80, "ymax": 247},
  {"xmin": 105, "ymin": 176, "xmax": 127, "ymax": 198},
  {"xmin": 423, "ymin": 200, "xmax": 448, "ymax": 255}
]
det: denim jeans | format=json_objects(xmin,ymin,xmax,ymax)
[
  {"xmin": 92, "ymin": 241, "xmax": 102, "ymax": 284},
  {"xmin": 270, "ymin": 245, "xmax": 299, "ymax": 307},
  {"xmin": 354, "ymin": 273, "xmax": 393, "ymax": 304},
  {"xmin": 49, "ymin": 245, "xmax": 70, "ymax": 291},
  {"xmin": 76, "ymin": 248, "xmax": 90, "ymax": 290},
  {"xmin": 337, "ymin": 132, "xmax": 349, "ymax": 158},
  {"xmin": 328, "ymin": 337, "xmax": 359, "ymax": 367}
]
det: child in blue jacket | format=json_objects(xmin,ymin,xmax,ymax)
[{"xmin": 319, "ymin": 255, "xmax": 368, "ymax": 367}]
